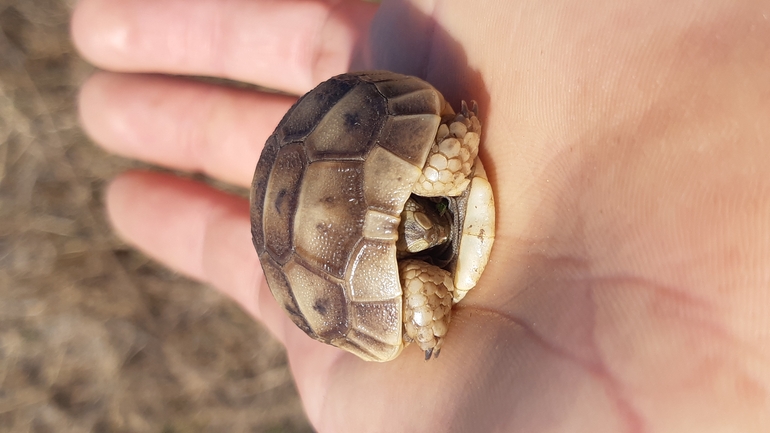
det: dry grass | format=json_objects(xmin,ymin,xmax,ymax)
[{"xmin": 0, "ymin": 1, "xmax": 311, "ymax": 431}]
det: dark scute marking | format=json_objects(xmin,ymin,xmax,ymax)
[
  {"xmin": 274, "ymin": 189, "xmax": 287, "ymax": 212},
  {"xmin": 263, "ymin": 143, "xmax": 307, "ymax": 263},
  {"xmin": 277, "ymin": 75, "xmax": 358, "ymax": 142},
  {"xmin": 250, "ymin": 134, "xmax": 280, "ymax": 255},
  {"xmin": 313, "ymin": 299, "xmax": 328, "ymax": 316},
  {"xmin": 375, "ymin": 114, "xmax": 439, "ymax": 167},
  {"xmin": 259, "ymin": 253, "xmax": 316, "ymax": 339},
  {"xmin": 344, "ymin": 112, "xmax": 361, "ymax": 128},
  {"xmin": 304, "ymin": 83, "xmax": 387, "ymax": 161}
]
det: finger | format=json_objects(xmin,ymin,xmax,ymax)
[
  {"xmin": 80, "ymin": 72, "xmax": 292, "ymax": 187},
  {"xmin": 71, "ymin": 0, "xmax": 378, "ymax": 94},
  {"xmin": 105, "ymin": 170, "xmax": 325, "ymax": 351},
  {"xmin": 106, "ymin": 170, "xmax": 348, "ymax": 427},
  {"xmin": 106, "ymin": 170, "xmax": 262, "ymax": 311}
]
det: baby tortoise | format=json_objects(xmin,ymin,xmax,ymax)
[{"xmin": 250, "ymin": 71, "xmax": 494, "ymax": 361}]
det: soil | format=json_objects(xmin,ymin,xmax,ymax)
[{"xmin": 0, "ymin": 1, "xmax": 312, "ymax": 431}]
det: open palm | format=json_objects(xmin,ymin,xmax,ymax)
[{"xmin": 73, "ymin": 0, "xmax": 770, "ymax": 431}]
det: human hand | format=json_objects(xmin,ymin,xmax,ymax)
[{"xmin": 73, "ymin": 0, "xmax": 770, "ymax": 431}]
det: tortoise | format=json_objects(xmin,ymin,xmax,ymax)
[{"xmin": 250, "ymin": 71, "xmax": 495, "ymax": 362}]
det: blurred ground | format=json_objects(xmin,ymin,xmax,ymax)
[{"xmin": 0, "ymin": 1, "xmax": 312, "ymax": 431}]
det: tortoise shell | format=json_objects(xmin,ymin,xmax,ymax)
[{"xmin": 250, "ymin": 71, "xmax": 446, "ymax": 361}]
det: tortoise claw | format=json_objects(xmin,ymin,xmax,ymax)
[
  {"xmin": 460, "ymin": 100, "xmax": 479, "ymax": 118},
  {"xmin": 423, "ymin": 347, "xmax": 442, "ymax": 360}
]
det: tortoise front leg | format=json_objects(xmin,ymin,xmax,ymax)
[{"xmin": 412, "ymin": 100, "xmax": 481, "ymax": 197}]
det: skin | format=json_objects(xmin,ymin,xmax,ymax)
[{"xmin": 72, "ymin": 0, "xmax": 770, "ymax": 431}]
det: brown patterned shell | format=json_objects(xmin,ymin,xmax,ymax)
[{"xmin": 250, "ymin": 71, "xmax": 445, "ymax": 362}]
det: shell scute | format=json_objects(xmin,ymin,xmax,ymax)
[
  {"xmin": 349, "ymin": 299, "xmax": 402, "ymax": 347},
  {"xmin": 362, "ymin": 146, "xmax": 422, "ymax": 215},
  {"xmin": 250, "ymin": 134, "xmax": 280, "ymax": 255},
  {"xmin": 262, "ymin": 143, "xmax": 307, "ymax": 262},
  {"xmin": 292, "ymin": 161, "xmax": 366, "ymax": 279},
  {"xmin": 362, "ymin": 209, "xmax": 400, "ymax": 241},
  {"xmin": 344, "ymin": 329, "xmax": 401, "ymax": 361},
  {"xmin": 260, "ymin": 253, "xmax": 316, "ymax": 338},
  {"xmin": 373, "ymin": 75, "xmax": 434, "ymax": 97},
  {"xmin": 278, "ymin": 75, "xmax": 359, "ymax": 142},
  {"xmin": 304, "ymin": 83, "xmax": 387, "ymax": 161},
  {"xmin": 386, "ymin": 89, "xmax": 442, "ymax": 117},
  {"xmin": 283, "ymin": 258, "xmax": 348, "ymax": 341},
  {"xmin": 375, "ymin": 114, "xmax": 440, "ymax": 167},
  {"xmin": 345, "ymin": 239, "xmax": 401, "ymax": 302}
]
